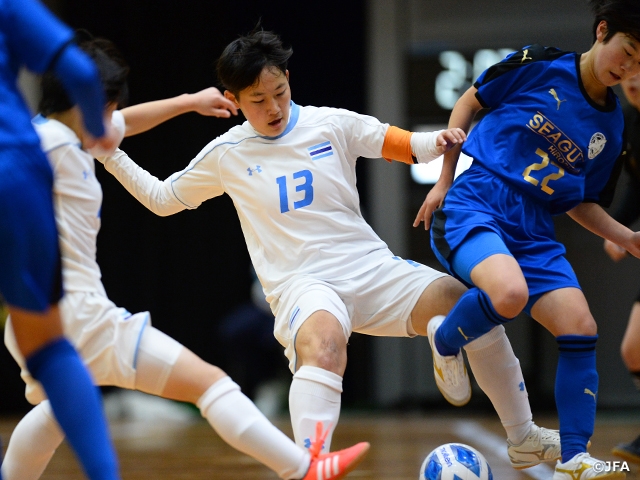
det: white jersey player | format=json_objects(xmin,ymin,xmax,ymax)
[
  {"xmin": 2, "ymin": 36, "xmax": 368, "ymax": 480},
  {"xmin": 94, "ymin": 28, "xmax": 562, "ymax": 470}
]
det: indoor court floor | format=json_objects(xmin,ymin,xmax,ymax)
[{"xmin": 1, "ymin": 409, "xmax": 639, "ymax": 479}]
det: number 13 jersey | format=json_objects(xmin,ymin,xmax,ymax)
[{"xmin": 103, "ymin": 102, "xmax": 396, "ymax": 303}]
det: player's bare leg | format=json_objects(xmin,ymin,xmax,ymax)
[
  {"xmin": 9, "ymin": 305, "xmax": 65, "ymax": 358},
  {"xmin": 612, "ymin": 302, "xmax": 640, "ymax": 464},
  {"xmin": 409, "ymin": 276, "xmax": 466, "ymax": 336},
  {"xmin": 291, "ymin": 311, "xmax": 347, "ymax": 452}
]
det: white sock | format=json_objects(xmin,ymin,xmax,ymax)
[
  {"xmin": 464, "ymin": 326, "xmax": 533, "ymax": 444},
  {"xmin": 1, "ymin": 400, "xmax": 64, "ymax": 480},
  {"xmin": 197, "ymin": 377, "xmax": 309, "ymax": 479},
  {"xmin": 289, "ymin": 366, "xmax": 342, "ymax": 453}
]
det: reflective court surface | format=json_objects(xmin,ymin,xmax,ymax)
[{"xmin": 1, "ymin": 409, "xmax": 639, "ymax": 479}]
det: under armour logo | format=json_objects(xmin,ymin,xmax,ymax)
[
  {"xmin": 247, "ymin": 165, "xmax": 262, "ymax": 176},
  {"xmin": 521, "ymin": 49, "xmax": 532, "ymax": 63},
  {"xmin": 458, "ymin": 327, "xmax": 474, "ymax": 341},
  {"xmin": 304, "ymin": 437, "xmax": 326, "ymax": 452},
  {"xmin": 584, "ymin": 388, "xmax": 597, "ymax": 400},
  {"xmin": 549, "ymin": 88, "xmax": 567, "ymax": 110}
]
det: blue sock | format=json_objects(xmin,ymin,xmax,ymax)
[
  {"xmin": 435, "ymin": 288, "xmax": 513, "ymax": 355},
  {"xmin": 26, "ymin": 338, "xmax": 119, "ymax": 480},
  {"xmin": 555, "ymin": 335, "xmax": 598, "ymax": 463}
]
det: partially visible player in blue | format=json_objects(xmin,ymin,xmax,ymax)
[
  {"xmin": 414, "ymin": 0, "xmax": 640, "ymax": 478},
  {"xmin": 0, "ymin": 0, "xmax": 121, "ymax": 478}
]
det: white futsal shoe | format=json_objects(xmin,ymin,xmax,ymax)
[
  {"xmin": 553, "ymin": 452, "xmax": 626, "ymax": 479},
  {"xmin": 508, "ymin": 424, "xmax": 561, "ymax": 469},
  {"xmin": 427, "ymin": 315, "xmax": 471, "ymax": 406}
]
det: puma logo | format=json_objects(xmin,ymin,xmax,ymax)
[
  {"xmin": 549, "ymin": 88, "xmax": 567, "ymax": 110},
  {"xmin": 458, "ymin": 327, "xmax": 474, "ymax": 341},
  {"xmin": 521, "ymin": 49, "xmax": 532, "ymax": 63},
  {"xmin": 584, "ymin": 388, "xmax": 597, "ymax": 399}
]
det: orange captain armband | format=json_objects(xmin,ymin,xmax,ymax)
[{"xmin": 381, "ymin": 126, "xmax": 416, "ymax": 165}]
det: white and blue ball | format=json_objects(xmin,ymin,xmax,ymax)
[{"xmin": 419, "ymin": 443, "xmax": 493, "ymax": 480}]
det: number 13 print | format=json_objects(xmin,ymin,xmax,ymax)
[{"xmin": 276, "ymin": 169, "xmax": 314, "ymax": 213}]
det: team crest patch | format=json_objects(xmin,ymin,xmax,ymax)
[
  {"xmin": 588, "ymin": 132, "xmax": 606, "ymax": 159},
  {"xmin": 307, "ymin": 140, "xmax": 334, "ymax": 160}
]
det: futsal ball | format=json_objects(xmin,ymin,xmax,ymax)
[{"xmin": 419, "ymin": 443, "xmax": 493, "ymax": 480}]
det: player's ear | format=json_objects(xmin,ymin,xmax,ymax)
[
  {"xmin": 285, "ymin": 70, "xmax": 289, "ymax": 82},
  {"xmin": 595, "ymin": 20, "xmax": 608, "ymax": 42},
  {"xmin": 224, "ymin": 90, "xmax": 240, "ymax": 108}
]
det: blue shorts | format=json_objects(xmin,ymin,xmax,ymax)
[
  {"xmin": 0, "ymin": 145, "xmax": 62, "ymax": 311},
  {"xmin": 430, "ymin": 164, "xmax": 580, "ymax": 315}
]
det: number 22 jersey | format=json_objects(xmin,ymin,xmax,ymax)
[{"xmin": 463, "ymin": 44, "xmax": 625, "ymax": 215}]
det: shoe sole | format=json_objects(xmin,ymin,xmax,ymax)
[
  {"xmin": 427, "ymin": 319, "xmax": 471, "ymax": 407},
  {"xmin": 510, "ymin": 441, "xmax": 591, "ymax": 470},
  {"xmin": 434, "ymin": 379, "xmax": 471, "ymax": 407},
  {"xmin": 611, "ymin": 447, "xmax": 640, "ymax": 465},
  {"xmin": 511, "ymin": 457, "xmax": 560, "ymax": 470},
  {"xmin": 335, "ymin": 443, "xmax": 370, "ymax": 479}
]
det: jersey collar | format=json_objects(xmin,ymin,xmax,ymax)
[{"xmin": 259, "ymin": 101, "xmax": 300, "ymax": 140}]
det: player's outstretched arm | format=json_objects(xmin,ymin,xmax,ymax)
[
  {"xmin": 120, "ymin": 87, "xmax": 238, "ymax": 137},
  {"xmin": 97, "ymin": 149, "xmax": 189, "ymax": 217},
  {"xmin": 568, "ymin": 202, "xmax": 640, "ymax": 258},
  {"xmin": 413, "ymin": 86, "xmax": 482, "ymax": 230}
]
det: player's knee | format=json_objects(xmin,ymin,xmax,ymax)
[
  {"xmin": 489, "ymin": 283, "xmax": 528, "ymax": 318},
  {"xmin": 570, "ymin": 315, "xmax": 598, "ymax": 336},
  {"xmin": 295, "ymin": 325, "xmax": 347, "ymax": 374}
]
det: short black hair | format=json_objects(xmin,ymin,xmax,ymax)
[
  {"xmin": 589, "ymin": 0, "xmax": 640, "ymax": 43},
  {"xmin": 216, "ymin": 28, "xmax": 292, "ymax": 97},
  {"xmin": 39, "ymin": 32, "xmax": 130, "ymax": 116}
]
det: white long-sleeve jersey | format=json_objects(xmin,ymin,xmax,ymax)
[
  {"xmin": 32, "ymin": 114, "xmax": 107, "ymax": 294},
  {"xmin": 103, "ymin": 102, "xmax": 437, "ymax": 304}
]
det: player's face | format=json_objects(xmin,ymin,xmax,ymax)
[
  {"xmin": 594, "ymin": 22, "xmax": 640, "ymax": 86},
  {"xmin": 226, "ymin": 67, "xmax": 291, "ymax": 137},
  {"xmin": 622, "ymin": 74, "xmax": 640, "ymax": 110}
]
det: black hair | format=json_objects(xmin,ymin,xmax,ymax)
[
  {"xmin": 216, "ymin": 27, "xmax": 292, "ymax": 97},
  {"xmin": 39, "ymin": 31, "xmax": 130, "ymax": 116},
  {"xmin": 589, "ymin": 0, "xmax": 640, "ymax": 43}
]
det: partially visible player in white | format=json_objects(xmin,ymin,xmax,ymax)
[
  {"xmin": 2, "ymin": 35, "xmax": 368, "ymax": 480},
  {"xmin": 93, "ymin": 28, "xmax": 561, "ymax": 470}
]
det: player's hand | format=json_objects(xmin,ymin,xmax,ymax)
[
  {"xmin": 624, "ymin": 231, "xmax": 640, "ymax": 260},
  {"xmin": 87, "ymin": 111, "xmax": 125, "ymax": 160},
  {"xmin": 434, "ymin": 128, "xmax": 466, "ymax": 156},
  {"xmin": 603, "ymin": 239, "xmax": 627, "ymax": 262},
  {"xmin": 85, "ymin": 112, "xmax": 124, "ymax": 157},
  {"xmin": 413, "ymin": 180, "xmax": 450, "ymax": 230},
  {"xmin": 188, "ymin": 87, "xmax": 238, "ymax": 118}
]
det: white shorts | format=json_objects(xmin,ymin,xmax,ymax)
[
  {"xmin": 4, "ymin": 291, "xmax": 150, "ymax": 405},
  {"xmin": 273, "ymin": 255, "xmax": 447, "ymax": 372}
]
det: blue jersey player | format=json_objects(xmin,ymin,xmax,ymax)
[
  {"xmin": 0, "ymin": 0, "xmax": 121, "ymax": 478},
  {"xmin": 414, "ymin": 0, "xmax": 640, "ymax": 478}
]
